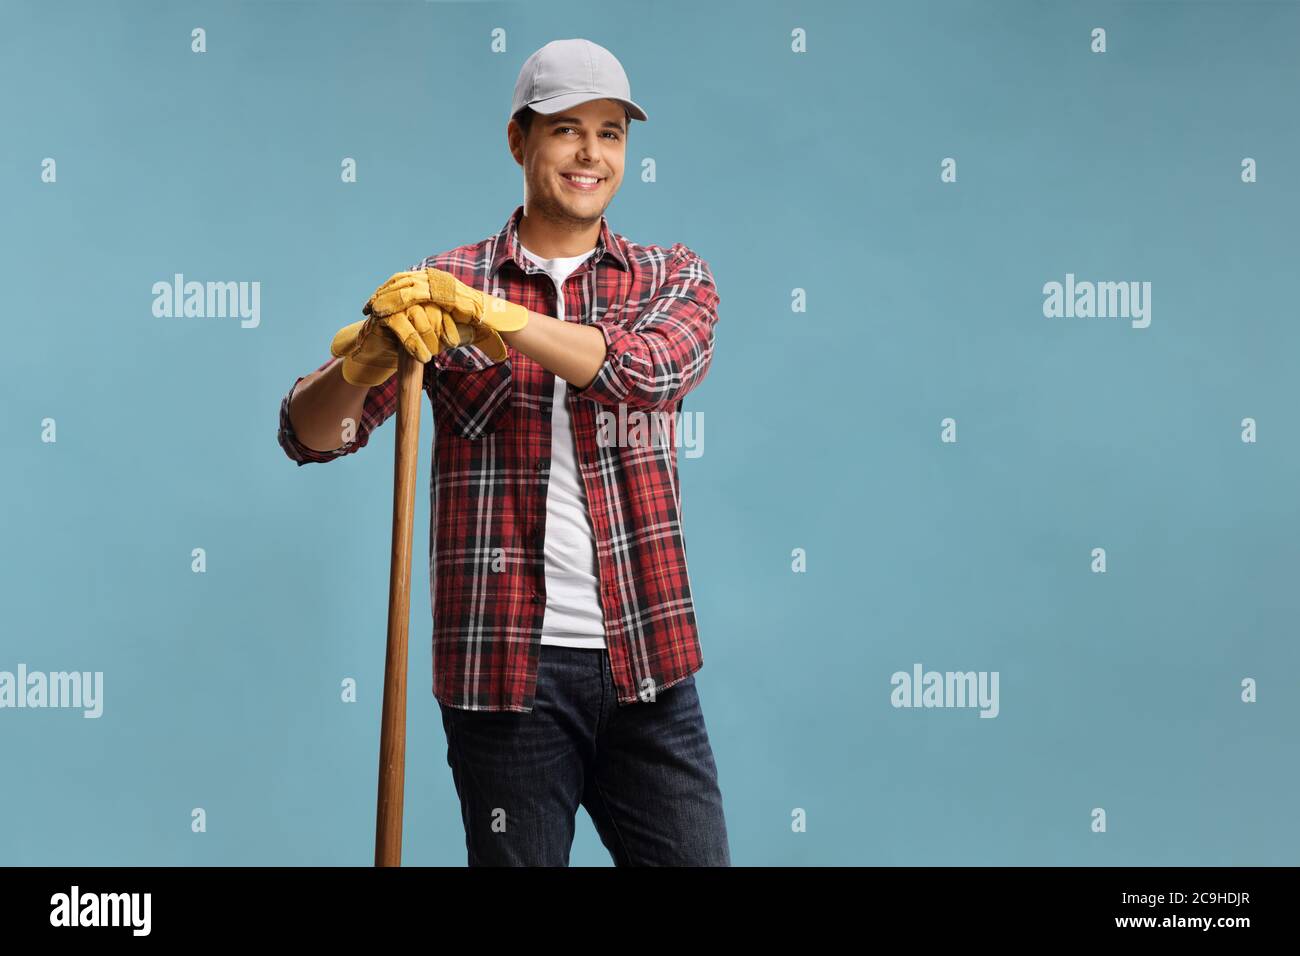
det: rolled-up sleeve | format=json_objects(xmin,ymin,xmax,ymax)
[
  {"xmin": 276, "ymin": 358, "xmax": 402, "ymax": 466},
  {"xmin": 572, "ymin": 243, "xmax": 719, "ymax": 410}
]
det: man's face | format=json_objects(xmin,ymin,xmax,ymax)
[{"xmin": 511, "ymin": 97, "xmax": 626, "ymax": 225}]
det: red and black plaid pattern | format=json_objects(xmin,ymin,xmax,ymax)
[{"xmin": 278, "ymin": 205, "xmax": 720, "ymax": 712}]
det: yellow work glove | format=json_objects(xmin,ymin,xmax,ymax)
[
  {"xmin": 398, "ymin": 301, "xmax": 512, "ymax": 362},
  {"xmin": 363, "ymin": 268, "xmax": 530, "ymax": 349},
  {"xmin": 330, "ymin": 305, "xmax": 475, "ymax": 387}
]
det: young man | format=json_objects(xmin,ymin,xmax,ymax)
[{"xmin": 277, "ymin": 38, "xmax": 729, "ymax": 866}]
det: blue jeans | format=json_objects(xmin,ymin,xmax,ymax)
[{"xmin": 438, "ymin": 644, "xmax": 731, "ymax": 866}]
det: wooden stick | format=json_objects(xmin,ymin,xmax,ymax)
[{"xmin": 375, "ymin": 350, "xmax": 425, "ymax": 866}]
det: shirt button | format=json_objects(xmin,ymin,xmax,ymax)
[
  {"xmin": 536, "ymin": 459, "xmax": 546, "ymax": 473},
  {"xmin": 531, "ymin": 592, "xmax": 541, "ymax": 604}
]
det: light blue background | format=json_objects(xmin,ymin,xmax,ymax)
[{"xmin": 2, "ymin": 0, "xmax": 1297, "ymax": 866}]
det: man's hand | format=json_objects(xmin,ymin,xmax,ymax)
[
  {"xmin": 405, "ymin": 300, "xmax": 513, "ymax": 362},
  {"xmin": 363, "ymin": 268, "xmax": 531, "ymax": 338},
  {"xmin": 330, "ymin": 304, "xmax": 476, "ymax": 387}
]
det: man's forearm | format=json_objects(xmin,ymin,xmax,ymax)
[
  {"xmin": 502, "ymin": 310, "xmax": 606, "ymax": 388},
  {"xmin": 287, "ymin": 357, "xmax": 371, "ymax": 452},
  {"xmin": 288, "ymin": 308, "xmax": 603, "ymax": 453}
]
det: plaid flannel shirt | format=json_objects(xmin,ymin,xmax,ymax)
[{"xmin": 277, "ymin": 204, "xmax": 720, "ymax": 711}]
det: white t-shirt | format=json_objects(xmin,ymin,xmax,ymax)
[{"xmin": 517, "ymin": 241, "xmax": 607, "ymax": 650}]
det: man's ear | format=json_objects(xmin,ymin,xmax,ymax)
[{"xmin": 507, "ymin": 120, "xmax": 525, "ymax": 166}]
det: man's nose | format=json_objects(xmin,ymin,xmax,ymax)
[{"xmin": 576, "ymin": 132, "xmax": 602, "ymax": 161}]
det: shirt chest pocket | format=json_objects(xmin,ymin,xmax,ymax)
[{"xmin": 431, "ymin": 348, "xmax": 513, "ymax": 439}]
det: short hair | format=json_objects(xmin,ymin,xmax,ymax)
[{"xmin": 512, "ymin": 106, "xmax": 629, "ymax": 140}]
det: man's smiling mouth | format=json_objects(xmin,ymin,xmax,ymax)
[{"xmin": 561, "ymin": 172, "xmax": 605, "ymax": 190}]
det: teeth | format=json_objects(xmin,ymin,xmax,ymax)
[{"xmin": 565, "ymin": 174, "xmax": 599, "ymax": 184}]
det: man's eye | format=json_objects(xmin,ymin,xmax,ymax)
[{"xmin": 556, "ymin": 126, "xmax": 621, "ymax": 141}]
